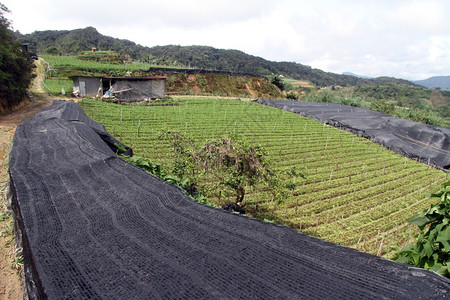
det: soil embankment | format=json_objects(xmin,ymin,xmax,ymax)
[{"xmin": 160, "ymin": 73, "xmax": 283, "ymax": 98}]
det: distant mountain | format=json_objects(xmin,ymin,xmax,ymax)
[
  {"xmin": 17, "ymin": 26, "xmax": 416, "ymax": 87},
  {"xmin": 414, "ymin": 76, "xmax": 450, "ymax": 91},
  {"xmin": 342, "ymin": 72, "xmax": 372, "ymax": 79}
]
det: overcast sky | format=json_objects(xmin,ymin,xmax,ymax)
[{"xmin": 3, "ymin": 0, "xmax": 449, "ymax": 80}]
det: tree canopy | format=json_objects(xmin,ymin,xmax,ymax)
[{"xmin": 0, "ymin": 3, "xmax": 31, "ymax": 109}]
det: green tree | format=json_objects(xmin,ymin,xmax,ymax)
[
  {"xmin": 45, "ymin": 46, "xmax": 60, "ymax": 55},
  {"xmin": 270, "ymin": 74, "xmax": 285, "ymax": 91},
  {"xmin": 370, "ymin": 99, "xmax": 395, "ymax": 114},
  {"xmin": 195, "ymin": 137, "xmax": 275, "ymax": 204},
  {"xmin": 162, "ymin": 131, "xmax": 285, "ymax": 206},
  {"xmin": 286, "ymin": 91, "xmax": 298, "ymax": 100},
  {"xmin": 0, "ymin": 3, "xmax": 32, "ymax": 108}
]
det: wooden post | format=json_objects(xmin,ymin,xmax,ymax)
[
  {"xmin": 356, "ymin": 234, "xmax": 363, "ymax": 249},
  {"xmin": 377, "ymin": 235, "xmax": 386, "ymax": 256},
  {"xmin": 137, "ymin": 119, "xmax": 141, "ymax": 137}
]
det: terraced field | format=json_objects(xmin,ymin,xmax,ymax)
[{"xmin": 80, "ymin": 98, "xmax": 448, "ymax": 257}]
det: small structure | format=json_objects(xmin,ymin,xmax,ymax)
[
  {"xmin": 21, "ymin": 43, "xmax": 30, "ymax": 53},
  {"xmin": 71, "ymin": 76, "xmax": 167, "ymax": 100}
]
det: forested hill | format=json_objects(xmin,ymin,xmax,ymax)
[{"xmin": 17, "ymin": 26, "xmax": 414, "ymax": 87}]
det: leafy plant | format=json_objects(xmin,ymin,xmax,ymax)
[
  {"xmin": 393, "ymin": 181, "xmax": 450, "ymax": 277},
  {"xmin": 11, "ymin": 256, "xmax": 24, "ymax": 271},
  {"xmin": 123, "ymin": 155, "xmax": 206, "ymax": 204},
  {"xmin": 0, "ymin": 211, "xmax": 9, "ymax": 221},
  {"xmin": 195, "ymin": 137, "xmax": 278, "ymax": 204},
  {"xmin": 286, "ymin": 91, "xmax": 298, "ymax": 100}
]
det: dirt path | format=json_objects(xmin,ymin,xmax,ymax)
[{"xmin": 0, "ymin": 58, "xmax": 52, "ymax": 300}]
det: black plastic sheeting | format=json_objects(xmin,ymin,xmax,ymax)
[
  {"xmin": 257, "ymin": 99, "xmax": 450, "ymax": 170},
  {"xmin": 9, "ymin": 101, "xmax": 450, "ymax": 299}
]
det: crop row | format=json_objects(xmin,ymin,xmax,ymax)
[
  {"xmin": 79, "ymin": 98, "xmax": 448, "ymax": 257},
  {"xmin": 42, "ymin": 55, "xmax": 152, "ymax": 74}
]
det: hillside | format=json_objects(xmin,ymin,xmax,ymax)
[
  {"xmin": 40, "ymin": 54, "xmax": 283, "ymax": 99},
  {"xmin": 18, "ymin": 27, "xmax": 415, "ymax": 87},
  {"xmin": 414, "ymin": 75, "xmax": 450, "ymax": 91}
]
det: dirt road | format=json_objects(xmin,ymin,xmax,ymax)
[{"xmin": 0, "ymin": 58, "xmax": 52, "ymax": 300}]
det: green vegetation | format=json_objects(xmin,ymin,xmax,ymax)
[
  {"xmin": 19, "ymin": 26, "xmax": 148, "ymax": 58},
  {"xmin": 43, "ymin": 78, "xmax": 73, "ymax": 95},
  {"xmin": 165, "ymin": 132, "xmax": 285, "ymax": 204},
  {"xmin": 77, "ymin": 50, "xmax": 124, "ymax": 64},
  {"xmin": 41, "ymin": 54, "xmax": 150, "ymax": 77},
  {"xmin": 18, "ymin": 27, "xmax": 415, "ymax": 87},
  {"xmin": 144, "ymin": 45, "xmax": 414, "ymax": 87},
  {"xmin": 303, "ymin": 85, "xmax": 449, "ymax": 127},
  {"xmin": 0, "ymin": 3, "xmax": 32, "ymax": 110},
  {"xmin": 394, "ymin": 182, "xmax": 450, "ymax": 278},
  {"xmin": 80, "ymin": 98, "xmax": 448, "ymax": 257},
  {"xmin": 123, "ymin": 154, "xmax": 210, "ymax": 205},
  {"xmin": 270, "ymin": 74, "xmax": 285, "ymax": 90},
  {"xmin": 124, "ymin": 133, "xmax": 286, "ymax": 207}
]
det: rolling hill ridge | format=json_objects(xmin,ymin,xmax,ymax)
[
  {"xmin": 17, "ymin": 26, "xmax": 415, "ymax": 87},
  {"xmin": 414, "ymin": 76, "xmax": 450, "ymax": 91}
]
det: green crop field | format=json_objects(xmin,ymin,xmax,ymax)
[
  {"xmin": 80, "ymin": 98, "xmax": 448, "ymax": 257},
  {"xmin": 43, "ymin": 78, "xmax": 73, "ymax": 95},
  {"xmin": 41, "ymin": 55, "xmax": 150, "ymax": 74},
  {"xmin": 41, "ymin": 55, "xmax": 179, "ymax": 77}
]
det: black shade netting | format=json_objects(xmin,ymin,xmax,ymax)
[{"xmin": 8, "ymin": 100, "xmax": 450, "ymax": 299}]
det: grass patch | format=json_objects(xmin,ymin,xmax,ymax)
[{"xmin": 43, "ymin": 79, "xmax": 73, "ymax": 95}]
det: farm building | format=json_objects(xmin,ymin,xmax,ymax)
[{"xmin": 71, "ymin": 76, "xmax": 167, "ymax": 100}]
